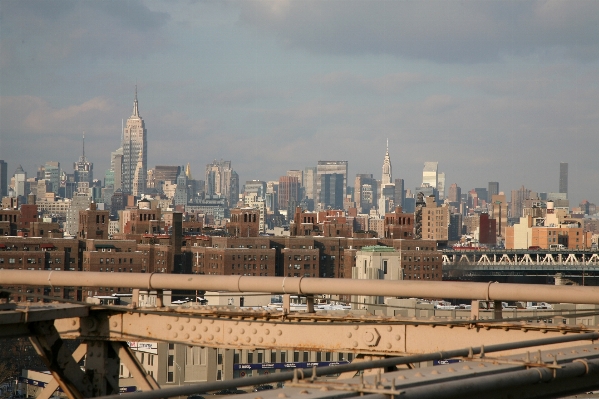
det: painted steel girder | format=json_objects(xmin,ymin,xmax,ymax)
[{"xmin": 54, "ymin": 307, "xmax": 598, "ymax": 356}]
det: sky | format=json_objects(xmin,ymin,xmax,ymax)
[{"xmin": 1, "ymin": 0, "xmax": 598, "ymax": 206}]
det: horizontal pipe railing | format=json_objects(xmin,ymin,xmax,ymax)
[{"xmin": 2, "ymin": 270, "xmax": 599, "ymax": 304}]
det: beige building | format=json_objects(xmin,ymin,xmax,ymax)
[
  {"xmin": 506, "ymin": 202, "xmax": 588, "ymax": 250},
  {"xmin": 421, "ymin": 196, "xmax": 449, "ymax": 241},
  {"xmin": 352, "ymin": 245, "xmax": 402, "ymax": 308}
]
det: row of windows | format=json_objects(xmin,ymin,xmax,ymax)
[
  {"xmin": 98, "ymin": 258, "xmax": 135, "ymax": 264},
  {"xmin": 288, "ymin": 264, "xmax": 316, "ymax": 270},
  {"xmin": 289, "ymin": 255, "xmax": 316, "ymax": 261},
  {"xmin": 98, "ymin": 267, "xmax": 136, "ymax": 272}
]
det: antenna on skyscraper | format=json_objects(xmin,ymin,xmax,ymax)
[{"xmin": 82, "ymin": 131, "xmax": 85, "ymax": 158}]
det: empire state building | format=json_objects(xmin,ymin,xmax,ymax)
[{"xmin": 122, "ymin": 88, "xmax": 147, "ymax": 196}]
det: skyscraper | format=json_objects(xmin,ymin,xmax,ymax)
[
  {"xmin": 44, "ymin": 161, "xmax": 60, "ymax": 195},
  {"xmin": 379, "ymin": 141, "xmax": 395, "ymax": 213},
  {"xmin": 303, "ymin": 167, "xmax": 317, "ymax": 200},
  {"xmin": 381, "ymin": 140, "xmax": 392, "ymax": 186},
  {"xmin": 205, "ymin": 160, "xmax": 238, "ymax": 207},
  {"xmin": 13, "ymin": 165, "xmax": 27, "ymax": 198},
  {"xmin": 488, "ymin": 182, "xmax": 499, "ymax": 199},
  {"xmin": 122, "ymin": 88, "xmax": 147, "ymax": 196},
  {"xmin": 559, "ymin": 162, "xmax": 568, "ymax": 197},
  {"xmin": 74, "ymin": 132, "xmax": 93, "ymax": 185},
  {"xmin": 278, "ymin": 176, "xmax": 300, "ymax": 210},
  {"xmin": 0, "ymin": 160, "xmax": 7, "ymax": 198},
  {"xmin": 316, "ymin": 161, "xmax": 348, "ymax": 210},
  {"xmin": 422, "ymin": 162, "xmax": 438, "ymax": 189},
  {"xmin": 437, "ymin": 172, "xmax": 446, "ymax": 201}
]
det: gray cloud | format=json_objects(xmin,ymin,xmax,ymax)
[
  {"xmin": 237, "ymin": 0, "xmax": 599, "ymax": 63},
  {"xmin": 0, "ymin": 0, "xmax": 169, "ymax": 71}
]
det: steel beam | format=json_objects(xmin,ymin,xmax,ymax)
[
  {"xmin": 36, "ymin": 343, "xmax": 88, "ymax": 399},
  {"xmin": 4, "ymin": 270, "xmax": 599, "ymax": 304},
  {"xmin": 29, "ymin": 321, "xmax": 95, "ymax": 399},
  {"xmin": 54, "ymin": 307, "xmax": 599, "ymax": 357},
  {"xmin": 0, "ymin": 303, "xmax": 88, "ymax": 338}
]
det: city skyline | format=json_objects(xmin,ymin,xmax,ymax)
[{"xmin": 1, "ymin": 1, "xmax": 598, "ymax": 205}]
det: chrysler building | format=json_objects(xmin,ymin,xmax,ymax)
[
  {"xmin": 122, "ymin": 87, "xmax": 147, "ymax": 196},
  {"xmin": 379, "ymin": 140, "xmax": 395, "ymax": 213},
  {"xmin": 381, "ymin": 139, "xmax": 392, "ymax": 185}
]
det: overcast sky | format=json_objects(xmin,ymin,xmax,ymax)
[{"xmin": 1, "ymin": 0, "xmax": 598, "ymax": 205}]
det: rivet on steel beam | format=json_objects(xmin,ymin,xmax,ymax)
[
  {"xmin": 227, "ymin": 328, "xmax": 232, "ymax": 334},
  {"xmin": 431, "ymin": 370, "xmax": 440, "ymax": 375},
  {"xmin": 447, "ymin": 368, "xmax": 456, "ymax": 372},
  {"xmin": 71, "ymin": 320, "xmax": 76, "ymax": 326},
  {"xmin": 197, "ymin": 334, "xmax": 202, "ymax": 340},
  {"xmin": 240, "ymin": 328, "xmax": 245, "ymax": 334},
  {"xmin": 414, "ymin": 372, "xmax": 424, "ymax": 377},
  {"xmin": 208, "ymin": 334, "xmax": 214, "ymax": 341},
  {"xmin": 395, "ymin": 335, "xmax": 401, "ymax": 341},
  {"xmin": 346, "ymin": 332, "xmax": 352, "ymax": 338},
  {"xmin": 233, "ymin": 336, "xmax": 238, "ymax": 341},
  {"xmin": 198, "ymin": 319, "xmax": 203, "ymax": 324},
  {"xmin": 191, "ymin": 326, "xmax": 196, "ymax": 331},
  {"xmin": 352, "ymin": 341, "xmax": 358, "ymax": 347},
  {"xmin": 245, "ymin": 337, "xmax": 251, "ymax": 343},
  {"xmin": 173, "ymin": 333, "xmax": 178, "ymax": 338},
  {"xmin": 179, "ymin": 325, "xmax": 184, "ymax": 331},
  {"xmin": 175, "ymin": 317, "xmax": 179, "ymax": 322},
  {"xmin": 463, "ymin": 365, "xmax": 471, "ymax": 370},
  {"xmin": 386, "ymin": 326, "xmax": 392, "ymax": 332},
  {"xmin": 271, "ymin": 338, "xmax": 276, "ymax": 343},
  {"xmin": 202, "ymin": 326, "xmax": 208, "ymax": 332},
  {"xmin": 252, "ymin": 328, "xmax": 257, "ymax": 334},
  {"xmin": 215, "ymin": 327, "xmax": 221, "ymax": 332},
  {"xmin": 386, "ymin": 343, "xmax": 392, "ymax": 349},
  {"xmin": 258, "ymin": 337, "xmax": 263, "ymax": 343},
  {"xmin": 166, "ymin": 324, "xmax": 172, "ymax": 330},
  {"xmin": 112, "ymin": 321, "xmax": 118, "ymax": 328},
  {"xmin": 264, "ymin": 329, "xmax": 270, "ymax": 335},
  {"xmin": 353, "ymin": 325, "xmax": 359, "ymax": 330},
  {"xmin": 277, "ymin": 330, "xmax": 282, "ymax": 336},
  {"xmin": 299, "ymin": 390, "xmax": 309, "ymax": 394},
  {"xmin": 184, "ymin": 333, "xmax": 189, "ymax": 339},
  {"xmin": 209, "ymin": 319, "xmax": 215, "ymax": 324}
]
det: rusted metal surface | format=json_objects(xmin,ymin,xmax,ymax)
[
  {"xmin": 53, "ymin": 306, "xmax": 599, "ymax": 357},
  {"xmin": 3, "ymin": 269, "xmax": 599, "ymax": 304}
]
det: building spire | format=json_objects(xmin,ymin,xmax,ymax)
[
  {"xmin": 132, "ymin": 85, "xmax": 139, "ymax": 117},
  {"xmin": 82, "ymin": 131, "xmax": 85, "ymax": 159}
]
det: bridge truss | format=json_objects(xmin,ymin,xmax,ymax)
[{"xmin": 2, "ymin": 270, "xmax": 599, "ymax": 398}]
